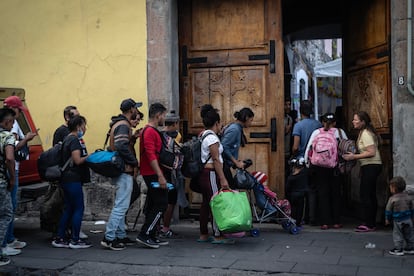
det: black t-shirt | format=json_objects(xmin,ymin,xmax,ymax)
[
  {"xmin": 61, "ymin": 134, "xmax": 90, "ymax": 183},
  {"xmin": 53, "ymin": 125, "xmax": 70, "ymax": 146},
  {"xmin": 286, "ymin": 167, "xmax": 309, "ymax": 193}
]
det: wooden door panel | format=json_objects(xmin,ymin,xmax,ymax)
[
  {"xmin": 180, "ymin": 0, "xmax": 284, "ymax": 195},
  {"xmin": 347, "ymin": 63, "xmax": 390, "ymax": 131},
  {"xmin": 191, "ymin": 0, "xmax": 266, "ymax": 49}
]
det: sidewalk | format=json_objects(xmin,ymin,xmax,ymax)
[{"xmin": 1, "ymin": 216, "xmax": 413, "ymax": 276}]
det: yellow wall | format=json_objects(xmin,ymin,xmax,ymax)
[{"xmin": 0, "ymin": 0, "xmax": 147, "ymax": 151}]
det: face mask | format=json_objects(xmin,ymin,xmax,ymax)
[{"xmin": 77, "ymin": 130, "xmax": 84, "ymax": 139}]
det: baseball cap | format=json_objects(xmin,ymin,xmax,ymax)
[
  {"xmin": 321, "ymin": 112, "xmax": 336, "ymax": 123},
  {"xmin": 4, "ymin": 96, "xmax": 27, "ymax": 111},
  {"xmin": 120, "ymin": 98, "xmax": 142, "ymax": 112}
]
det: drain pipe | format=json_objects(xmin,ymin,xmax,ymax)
[{"xmin": 408, "ymin": 0, "xmax": 414, "ymax": 95}]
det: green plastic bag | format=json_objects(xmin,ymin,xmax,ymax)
[{"xmin": 210, "ymin": 190, "xmax": 252, "ymax": 233}]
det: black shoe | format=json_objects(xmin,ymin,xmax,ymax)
[
  {"xmin": 101, "ymin": 237, "xmax": 125, "ymax": 251},
  {"xmin": 404, "ymin": 247, "xmax": 414, "ymax": 255},
  {"xmin": 117, "ymin": 237, "xmax": 135, "ymax": 246},
  {"xmin": 136, "ymin": 235, "xmax": 160, "ymax": 249},
  {"xmin": 389, "ymin": 248, "xmax": 404, "ymax": 256},
  {"xmin": 152, "ymin": 237, "xmax": 169, "ymax": 246}
]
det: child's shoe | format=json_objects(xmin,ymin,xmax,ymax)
[{"xmin": 403, "ymin": 247, "xmax": 414, "ymax": 255}]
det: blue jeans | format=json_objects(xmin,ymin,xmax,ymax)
[
  {"xmin": 105, "ymin": 173, "xmax": 132, "ymax": 241},
  {"xmin": 2, "ymin": 170, "xmax": 18, "ymax": 247},
  {"xmin": 57, "ymin": 182, "xmax": 84, "ymax": 241}
]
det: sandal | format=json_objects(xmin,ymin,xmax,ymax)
[
  {"xmin": 320, "ymin": 225, "xmax": 329, "ymax": 230},
  {"xmin": 197, "ymin": 236, "xmax": 214, "ymax": 243},
  {"xmin": 211, "ymin": 238, "xmax": 235, "ymax": 244},
  {"xmin": 355, "ymin": 225, "xmax": 376, "ymax": 232}
]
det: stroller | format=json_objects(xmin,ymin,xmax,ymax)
[{"xmin": 234, "ymin": 159, "xmax": 300, "ymax": 235}]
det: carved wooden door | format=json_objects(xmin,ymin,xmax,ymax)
[
  {"xmin": 178, "ymin": 0, "xmax": 285, "ymax": 198},
  {"xmin": 344, "ymin": 0, "xmax": 391, "ymax": 210}
]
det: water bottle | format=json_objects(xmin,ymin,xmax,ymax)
[{"xmin": 151, "ymin": 182, "xmax": 175, "ymax": 190}]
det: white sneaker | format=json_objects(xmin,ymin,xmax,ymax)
[
  {"xmin": 8, "ymin": 239, "xmax": 27, "ymax": 249},
  {"xmin": 79, "ymin": 231, "xmax": 88, "ymax": 239},
  {"xmin": 3, "ymin": 246, "xmax": 21, "ymax": 256}
]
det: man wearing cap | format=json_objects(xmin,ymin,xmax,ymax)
[
  {"xmin": 2, "ymin": 96, "xmax": 37, "ymax": 256},
  {"xmin": 101, "ymin": 98, "xmax": 141, "ymax": 251},
  {"xmin": 53, "ymin": 106, "xmax": 80, "ymax": 146}
]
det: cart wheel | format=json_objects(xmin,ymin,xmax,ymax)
[
  {"xmin": 290, "ymin": 226, "xmax": 300, "ymax": 235},
  {"xmin": 250, "ymin": 228, "xmax": 260, "ymax": 237},
  {"xmin": 282, "ymin": 221, "xmax": 291, "ymax": 230}
]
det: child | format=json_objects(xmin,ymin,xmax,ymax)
[
  {"xmin": 286, "ymin": 157, "xmax": 308, "ymax": 228},
  {"xmin": 385, "ymin": 176, "xmax": 414, "ymax": 256},
  {"xmin": 252, "ymin": 171, "xmax": 291, "ymax": 217}
]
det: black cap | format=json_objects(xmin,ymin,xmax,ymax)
[
  {"xmin": 321, "ymin": 112, "xmax": 336, "ymax": 123},
  {"xmin": 120, "ymin": 98, "xmax": 142, "ymax": 112}
]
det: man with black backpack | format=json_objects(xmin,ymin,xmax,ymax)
[{"xmin": 101, "ymin": 99, "xmax": 140, "ymax": 251}]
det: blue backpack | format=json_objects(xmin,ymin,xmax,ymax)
[{"xmin": 85, "ymin": 120, "xmax": 127, "ymax": 177}]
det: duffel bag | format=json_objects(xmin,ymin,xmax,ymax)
[
  {"xmin": 210, "ymin": 190, "xmax": 252, "ymax": 233},
  {"xmin": 85, "ymin": 149, "xmax": 124, "ymax": 177}
]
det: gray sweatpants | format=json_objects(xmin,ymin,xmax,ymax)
[
  {"xmin": 0, "ymin": 184, "xmax": 13, "ymax": 251},
  {"xmin": 393, "ymin": 219, "xmax": 414, "ymax": 249}
]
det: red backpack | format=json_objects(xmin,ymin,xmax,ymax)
[{"xmin": 309, "ymin": 128, "xmax": 338, "ymax": 168}]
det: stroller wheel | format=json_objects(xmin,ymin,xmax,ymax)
[
  {"xmin": 290, "ymin": 226, "xmax": 300, "ymax": 235},
  {"xmin": 282, "ymin": 221, "xmax": 292, "ymax": 230},
  {"xmin": 250, "ymin": 228, "xmax": 260, "ymax": 237}
]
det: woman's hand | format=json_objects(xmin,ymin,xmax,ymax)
[
  {"xmin": 342, "ymin": 152, "xmax": 355, "ymax": 161},
  {"xmin": 234, "ymin": 160, "xmax": 245, "ymax": 169}
]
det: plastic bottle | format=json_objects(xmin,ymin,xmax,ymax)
[{"xmin": 151, "ymin": 182, "xmax": 175, "ymax": 190}]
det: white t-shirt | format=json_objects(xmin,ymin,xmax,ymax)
[
  {"xmin": 201, "ymin": 130, "xmax": 223, "ymax": 164},
  {"xmin": 11, "ymin": 120, "xmax": 25, "ymax": 170},
  {"xmin": 304, "ymin": 127, "xmax": 348, "ymax": 164}
]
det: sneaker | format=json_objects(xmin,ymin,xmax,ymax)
[
  {"xmin": 403, "ymin": 247, "xmax": 414, "ymax": 255},
  {"xmin": 7, "ymin": 239, "xmax": 27, "ymax": 249},
  {"xmin": 136, "ymin": 235, "xmax": 160, "ymax": 249},
  {"xmin": 101, "ymin": 237, "xmax": 125, "ymax": 251},
  {"xmin": 117, "ymin": 237, "xmax": 135, "ymax": 246},
  {"xmin": 51, "ymin": 238, "xmax": 70, "ymax": 249},
  {"xmin": 152, "ymin": 237, "xmax": 169, "ymax": 246},
  {"xmin": 389, "ymin": 248, "xmax": 404, "ymax": 256},
  {"xmin": 3, "ymin": 246, "xmax": 22, "ymax": 255},
  {"xmin": 0, "ymin": 255, "xmax": 11, "ymax": 266},
  {"xmin": 69, "ymin": 239, "xmax": 92, "ymax": 249},
  {"xmin": 159, "ymin": 229, "xmax": 174, "ymax": 238},
  {"xmin": 79, "ymin": 231, "xmax": 89, "ymax": 239}
]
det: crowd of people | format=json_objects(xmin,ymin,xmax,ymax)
[{"xmin": 0, "ymin": 96, "xmax": 412, "ymax": 267}]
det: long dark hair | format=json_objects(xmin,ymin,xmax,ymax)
[
  {"xmin": 68, "ymin": 115, "xmax": 87, "ymax": 132},
  {"xmin": 200, "ymin": 104, "xmax": 220, "ymax": 128},
  {"xmin": 356, "ymin": 111, "xmax": 380, "ymax": 144},
  {"xmin": 234, "ymin": 107, "xmax": 254, "ymax": 123}
]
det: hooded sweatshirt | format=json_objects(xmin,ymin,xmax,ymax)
[{"xmin": 109, "ymin": 114, "xmax": 138, "ymax": 168}]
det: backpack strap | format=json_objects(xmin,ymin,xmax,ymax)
[{"xmin": 200, "ymin": 131, "xmax": 215, "ymax": 164}]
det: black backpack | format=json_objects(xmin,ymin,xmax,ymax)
[
  {"xmin": 37, "ymin": 142, "xmax": 71, "ymax": 181},
  {"xmin": 181, "ymin": 132, "xmax": 213, "ymax": 178}
]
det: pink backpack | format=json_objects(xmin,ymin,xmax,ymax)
[{"xmin": 309, "ymin": 128, "xmax": 338, "ymax": 168}]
